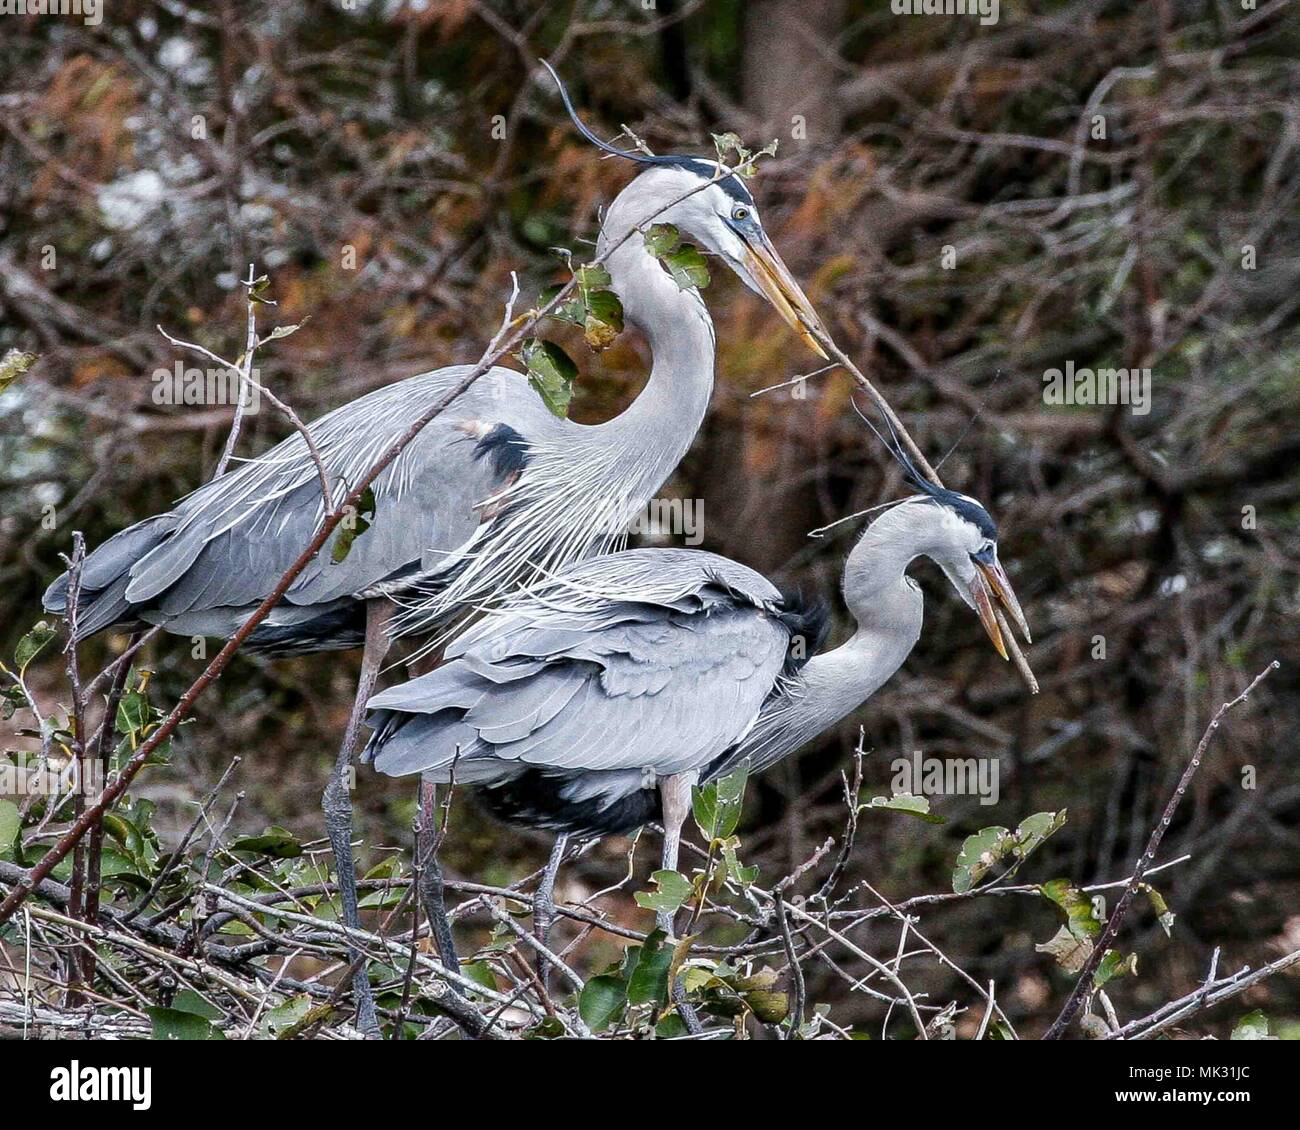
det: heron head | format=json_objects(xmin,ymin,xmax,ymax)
[
  {"xmin": 843, "ymin": 413, "xmax": 1030, "ymax": 660},
  {"xmin": 540, "ymin": 61, "xmax": 827, "ymax": 358},
  {"xmin": 846, "ymin": 489, "xmax": 1028, "ymax": 660},
  {"xmin": 904, "ymin": 489, "xmax": 1029, "ymax": 661},
  {"xmin": 642, "ymin": 161, "xmax": 828, "ymax": 359}
]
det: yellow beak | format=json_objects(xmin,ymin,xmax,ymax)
[
  {"xmin": 968, "ymin": 569, "xmax": 1008, "ymax": 661},
  {"xmin": 968, "ymin": 552, "xmax": 1031, "ymax": 660},
  {"xmin": 743, "ymin": 232, "xmax": 829, "ymax": 359}
]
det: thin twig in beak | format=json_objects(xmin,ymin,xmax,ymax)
[
  {"xmin": 802, "ymin": 321, "xmax": 1039, "ymax": 694},
  {"xmin": 995, "ymin": 608, "xmax": 1039, "ymax": 693}
]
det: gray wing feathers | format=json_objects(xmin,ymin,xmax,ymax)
[
  {"xmin": 365, "ymin": 664, "xmax": 485, "ymax": 716},
  {"xmin": 42, "ymin": 515, "xmax": 172, "ymax": 609},
  {"xmin": 46, "ymin": 366, "xmax": 542, "ymax": 633},
  {"xmin": 365, "ymin": 553, "xmax": 790, "ymax": 781}
]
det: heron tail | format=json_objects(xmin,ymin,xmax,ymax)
[{"xmin": 42, "ymin": 514, "xmax": 177, "ymax": 639}]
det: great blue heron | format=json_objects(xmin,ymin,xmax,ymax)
[
  {"xmin": 40, "ymin": 68, "xmax": 825, "ymax": 1032},
  {"xmin": 362, "ymin": 465, "xmax": 1031, "ymax": 954}
]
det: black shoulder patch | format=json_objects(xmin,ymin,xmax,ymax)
[
  {"xmin": 775, "ymin": 587, "xmax": 831, "ymax": 675},
  {"xmin": 472, "ymin": 423, "xmax": 531, "ymax": 481}
]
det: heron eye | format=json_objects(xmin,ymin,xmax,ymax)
[{"xmin": 731, "ymin": 206, "xmax": 749, "ymax": 222}]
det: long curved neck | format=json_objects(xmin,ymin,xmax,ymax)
[
  {"xmin": 803, "ymin": 504, "xmax": 937, "ymax": 721},
  {"xmin": 737, "ymin": 506, "xmax": 931, "ymax": 774},
  {"xmin": 586, "ymin": 192, "xmax": 716, "ymax": 503},
  {"xmin": 790, "ymin": 595, "xmax": 921, "ymax": 745}
]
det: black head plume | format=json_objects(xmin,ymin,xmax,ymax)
[
  {"xmin": 851, "ymin": 398, "xmax": 940, "ymax": 498},
  {"xmin": 852, "ymin": 398, "xmax": 998, "ymax": 542},
  {"xmin": 538, "ymin": 60, "xmax": 755, "ymax": 207}
]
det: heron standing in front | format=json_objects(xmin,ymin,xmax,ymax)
[{"xmin": 363, "ymin": 459, "xmax": 1031, "ymax": 1003}]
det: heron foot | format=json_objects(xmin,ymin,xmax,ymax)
[
  {"xmin": 671, "ymin": 974, "xmax": 705, "ymax": 1036},
  {"xmin": 653, "ymin": 910, "xmax": 704, "ymax": 1034},
  {"xmin": 416, "ymin": 780, "xmax": 463, "ymax": 995}
]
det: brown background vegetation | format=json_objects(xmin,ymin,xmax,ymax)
[{"xmin": 1, "ymin": 0, "xmax": 1297, "ymax": 1036}]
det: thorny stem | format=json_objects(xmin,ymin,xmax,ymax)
[{"xmin": 1042, "ymin": 660, "xmax": 1279, "ymax": 1039}]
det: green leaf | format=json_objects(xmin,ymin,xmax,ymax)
[
  {"xmin": 1012, "ymin": 810, "xmax": 1067, "ymax": 859},
  {"xmin": 1093, "ymin": 949, "xmax": 1138, "ymax": 988},
  {"xmin": 170, "ymin": 988, "xmax": 224, "ymax": 1020},
  {"xmin": 1040, "ymin": 878, "xmax": 1104, "ymax": 940},
  {"xmin": 540, "ymin": 273, "xmax": 623, "ymax": 353},
  {"xmin": 1231, "ymin": 1010, "xmax": 1272, "ymax": 1040},
  {"xmin": 115, "ymin": 690, "xmax": 150, "ymax": 736},
  {"xmin": 951, "ymin": 814, "xmax": 1067, "ymax": 893},
  {"xmin": 364, "ymin": 856, "xmax": 404, "ymax": 880},
  {"xmin": 693, "ymin": 764, "xmax": 747, "ymax": 840},
  {"xmin": 1141, "ymin": 883, "xmax": 1176, "ymax": 937},
  {"xmin": 461, "ymin": 961, "xmax": 499, "ymax": 995},
  {"xmin": 662, "ymin": 245, "xmax": 710, "ymax": 291},
  {"xmin": 643, "ymin": 222, "xmax": 710, "ymax": 289},
  {"xmin": 15, "ymin": 621, "xmax": 57, "ymax": 676},
  {"xmin": 0, "ymin": 800, "xmax": 20, "ymax": 850},
  {"xmin": 263, "ymin": 995, "xmax": 312, "ymax": 1037},
  {"xmin": 519, "ymin": 338, "xmax": 577, "ymax": 418},
  {"xmin": 711, "ymin": 132, "xmax": 746, "ymax": 161},
  {"xmin": 633, "ymin": 869, "xmax": 693, "ymax": 915},
  {"xmin": 1, "ymin": 685, "xmax": 25, "ymax": 721},
  {"xmin": 745, "ymin": 989, "xmax": 789, "ymax": 1024},
  {"xmin": 1035, "ymin": 925, "xmax": 1092, "ymax": 974},
  {"xmin": 331, "ymin": 486, "xmax": 376, "ymax": 564},
  {"xmin": 574, "ymin": 264, "xmax": 612, "ymax": 290},
  {"xmin": 147, "ymin": 1006, "xmax": 224, "ymax": 1040},
  {"xmin": 264, "ymin": 320, "xmax": 305, "ymax": 342},
  {"xmin": 642, "ymin": 223, "xmax": 680, "ymax": 257},
  {"xmin": 524, "ymin": 1015, "xmax": 566, "ymax": 1039},
  {"xmin": 712, "ymin": 132, "xmax": 778, "ymax": 177},
  {"xmin": 538, "ymin": 283, "xmax": 586, "ymax": 326},
  {"xmin": 627, "ymin": 930, "xmax": 673, "ymax": 1006},
  {"xmin": 230, "ymin": 825, "xmax": 303, "ymax": 859},
  {"xmin": 655, "ymin": 1012, "xmax": 688, "ymax": 1039},
  {"xmin": 578, "ymin": 974, "xmax": 627, "ymax": 1031},
  {"xmin": 582, "ymin": 288, "xmax": 624, "ymax": 352},
  {"xmin": 731, "ymin": 968, "xmax": 787, "ymax": 1024},
  {"xmin": 951, "ymin": 826, "xmax": 1012, "ymax": 893},
  {"xmin": 863, "ymin": 793, "xmax": 946, "ymax": 824},
  {"xmin": 246, "ymin": 274, "xmax": 273, "ymax": 304},
  {"xmin": 0, "ymin": 349, "xmax": 36, "ymax": 396},
  {"xmin": 357, "ymin": 886, "xmax": 407, "ymax": 909},
  {"xmin": 719, "ymin": 835, "xmax": 758, "ymax": 888}
]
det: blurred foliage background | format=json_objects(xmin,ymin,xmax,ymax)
[{"xmin": 1, "ymin": 0, "xmax": 1298, "ymax": 1036}]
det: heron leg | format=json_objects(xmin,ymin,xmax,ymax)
[
  {"xmin": 533, "ymin": 833, "xmax": 569, "ymax": 987},
  {"xmin": 657, "ymin": 770, "xmax": 704, "ymax": 1035},
  {"xmin": 656, "ymin": 770, "xmax": 697, "ymax": 937},
  {"xmin": 321, "ymin": 597, "xmax": 392, "ymax": 1039},
  {"xmin": 416, "ymin": 778, "xmax": 462, "ymax": 994}
]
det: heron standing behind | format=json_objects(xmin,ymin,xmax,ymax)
[{"xmin": 41, "ymin": 69, "xmax": 826, "ymax": 1033}]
